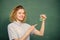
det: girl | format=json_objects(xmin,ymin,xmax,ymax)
[{"xmin": 8, "ymin": 5, "xmax": 47, "ymax": 40}]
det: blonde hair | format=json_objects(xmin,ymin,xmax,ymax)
[{"xmin": 10, "ymin": 5, "xmax": 26, "ymax": 22}]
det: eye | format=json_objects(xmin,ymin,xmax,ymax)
[
  {"xmin": 19, "ymin": 12, "xmax": 21, "ymax": 14},
  {"xmin": 23, "ymin": 12, "xmax": 25, "ymax": 14}
]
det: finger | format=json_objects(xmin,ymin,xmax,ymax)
[
  {"xmin": 33, "ymin": 24, "xmax": 38, "ymax": 27},
  {"xmin": 40, "ymin": 14, "xmax": 47, "ymax": 18}
]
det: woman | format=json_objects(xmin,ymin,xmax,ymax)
[{"xmin": 8, "ymin": 5, "xmax": 47, "ymax": 40}]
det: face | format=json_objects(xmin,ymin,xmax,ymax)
[{"xmin": 16, "ymin": 9, "xmax": 25, "ymax": 21}]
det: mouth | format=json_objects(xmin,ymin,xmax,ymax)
[{"xmin": 19, "ymin": 16, "xmax": 24, "ymax": 19}]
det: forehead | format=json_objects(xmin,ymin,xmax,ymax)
[{"xmin": 17, "ymin": 9, "xmax": 24, "ymax": 12}]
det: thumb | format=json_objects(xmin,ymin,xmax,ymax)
[{"xmin": 32, "ymin": 24, "xmax": 38, "ymax": 27}]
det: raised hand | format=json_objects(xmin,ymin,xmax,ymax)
[{"xmin": 40, "ymin": 14, "xmax": 47, "ymax": 21}]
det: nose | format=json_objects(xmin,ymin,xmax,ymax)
[{"xmin": 19, "ymin": 12, "xmax": 23, "ymax": 15}]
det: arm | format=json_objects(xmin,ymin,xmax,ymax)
[
  {"xmin": 33, "ymin": 20, "xmax": 45, "ymax": 36},
  {"xmin": 33, "ymin": 14, "xmax": 47, "ymax": 36}
]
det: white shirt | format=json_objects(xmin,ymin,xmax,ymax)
[{"xmin": 8, "ymin": 21, "xmax": 36, "ymax": 40}]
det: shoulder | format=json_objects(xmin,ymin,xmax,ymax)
[
  {"xmin": 7, "ymin": 22, "xmax": 16, "ymax": 29},
  {"xmin": 23, "ymin": 23, "xmax": 31, "ymax": 27}
]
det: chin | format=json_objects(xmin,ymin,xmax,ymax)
[{"xmin": 19, "ymin": 18, "xmax": 24, "ymax": 21}]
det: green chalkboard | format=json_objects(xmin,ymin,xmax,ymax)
[{"xmin": 0, "ymin": 0, "xmax": 60, "ymax": 40}]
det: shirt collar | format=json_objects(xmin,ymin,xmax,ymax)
[{"xmin": 13, "ymin": 21, "xmax": 23, "ymax": 26}]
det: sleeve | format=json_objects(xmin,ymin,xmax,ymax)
[
  {"xmin": 8, "ymin": 25, "xmax": 18, "ymax": 40},
  {"xmin": 31, "ymin": 28, "xmax": 37, "ymax": 34},
  {"xmin": 26, "ymin": 23, "xmax": 37, "ymax": 35}
]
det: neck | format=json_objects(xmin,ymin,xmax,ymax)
[{"xmin": 16, "ymin": 20, "xmax": 22, "ymax": 23}]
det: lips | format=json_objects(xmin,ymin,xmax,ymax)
[{"xmin": 19, "ymin": 16, "xmax": 24, "ymax": 18}]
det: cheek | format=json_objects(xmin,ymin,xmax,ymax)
[
  {"xmin": 16, "ymin": 14, "xmax": 20, "ymax": 19},
  {"xmin": 23, "ymin": 14, "xmax": 26, "ymax": 19},
  {"xmin": 23, "ymin": 14, "xmax": 25, "ymax": 17}
]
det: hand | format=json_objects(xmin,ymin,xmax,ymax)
[{"xmin": 40, "ymin": 14, "xmax": 47, "ymax": 21}]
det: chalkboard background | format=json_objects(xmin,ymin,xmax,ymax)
[{"xmin": 0, "ymin": 0, "xmax": 60, "ymax": 40}]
